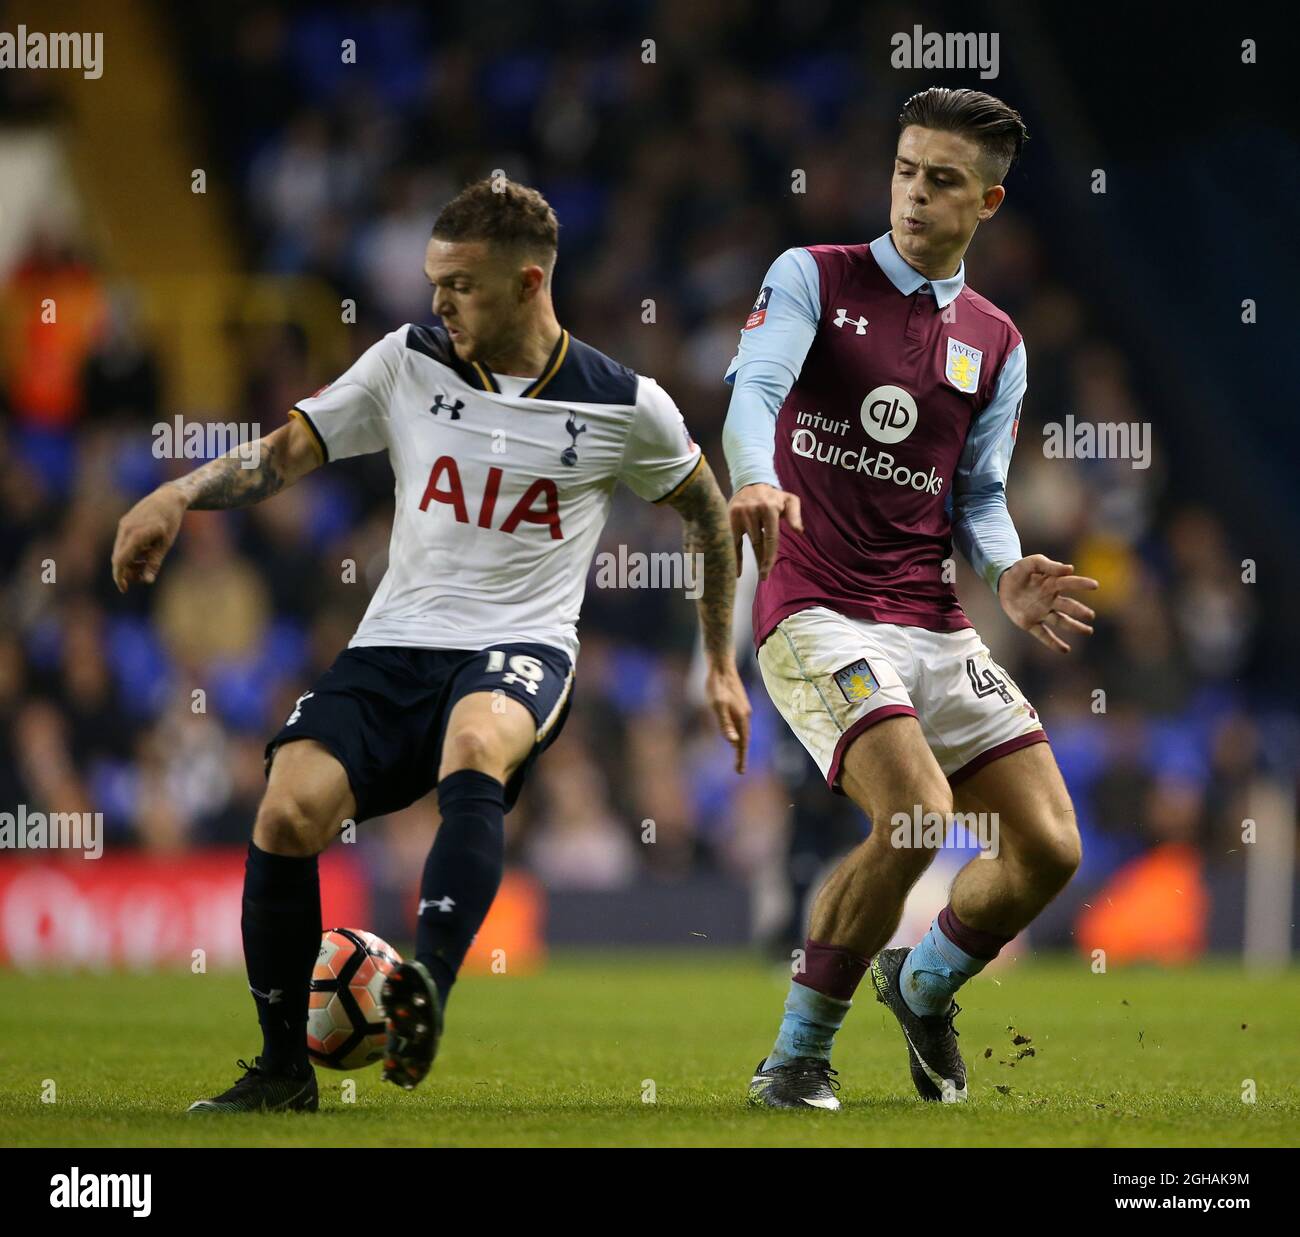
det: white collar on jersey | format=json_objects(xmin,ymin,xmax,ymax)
[{"xmin": 869, "ymin": 232, "xmax": 966, "ymax": 309}]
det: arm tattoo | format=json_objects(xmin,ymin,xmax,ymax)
[
  {"xmin": 169, "ymin": 438, "xmax": 286, "ymax": 510},
  {"xmin": 666, "ymin": 458, "xmax": 737, "ymax": 664}
]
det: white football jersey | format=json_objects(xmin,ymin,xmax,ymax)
[{"xmin": 292, "ymin": 324, "xmax": 702, "ymax": 663}]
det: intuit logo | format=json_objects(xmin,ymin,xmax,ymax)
[{"xmin": 49, "ymin": 1168, "xmax": 151, "ymax": 1217}]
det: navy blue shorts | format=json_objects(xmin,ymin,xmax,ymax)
[{"xmin": 265, "ymin": 643, "xmax": 574, "ymax": 820}]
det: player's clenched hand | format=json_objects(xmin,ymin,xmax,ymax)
[
  {"xmin": 998, "ymin": 554, "xmax": 1099, "ymax": 654},
  {"xmin": 706, "ymin": 661, "xmax": 751, "ymax": 774},
  {"xmin": 111, "ymin": 485, "xmax": 188, "ymax": 593},
  {"xmin": 728, "ymin": 483, "xmax": 803, "ymax": 580}
]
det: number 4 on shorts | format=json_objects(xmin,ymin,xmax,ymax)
[{"xmin": 965, "ymin": 657, "xmax": 1013, "ymax": 705}]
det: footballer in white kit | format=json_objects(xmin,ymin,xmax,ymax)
[
  {"xmin": 290, "ymin": 320, "xmax": 704, "ymax": 670},
  {"xmin": 277, "ymin": 318, "xmax": 711, "ymax": 818},
  {"xmin": 112, "ymin": 178, "xmax": 749, "ymax": 1113}
]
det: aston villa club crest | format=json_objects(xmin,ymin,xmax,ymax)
[
  {"xmin": 833, "ymin": 658, "xmax": 879, "ymax": 704},
  {"xmin": 945, "ymin": 338, "xmax": 983, "ymax": 393}
]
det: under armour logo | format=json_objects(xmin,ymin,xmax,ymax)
[
  {"xmin": 430, "ymin": 395, "xmax": 464, "ymax": 420},
  {"xmin": 249, "ymin": 985, "xmax": 283, "ymax": 1004},
  {"xmin": 561, "ymin": 410, "xmax": 587, "ymax": 467},
  {"xmin": 833, "ymin": 308, "xmax": 870, "ymax": 334},
  {"xmin": 419, "ymin": 896, "xmax": 456, "ymax": 914}
]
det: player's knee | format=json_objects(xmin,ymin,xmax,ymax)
[
  {"xmin": 1049, "ymin": 820, "xmax": 1083, "ymax": 886},
  {"xmin": 859, "ymin": 764, "xmax": 952, "ymax": 825},
  {"xmin": 441, "ymin": 726, "xmax": 503, "ymax": 777},
  {"xmin": 253, "ymin": 792, "xmax": 331, "ymax": 857},
  {"xmin": 1017, "ymin": 810, "xmax": 1081, "ymax": 890},
  {"xmin": 872, "ymin": 782, "xmax": 955, "ymax": 876}
]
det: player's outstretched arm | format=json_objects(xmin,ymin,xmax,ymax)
[
  {"xmin": 111, "ymin": 414, "xmax": 324, "ymax": 593},
  {"xmin": 997, "ymin": 554, "xmax": 1099, "ymax": 654},
  {"xmin": 663, "ymin": 458, "xmax": 752, "ymax": 773}
]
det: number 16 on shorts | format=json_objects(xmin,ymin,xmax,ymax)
[{"xmin": 485, "ymin": 650, "xmax": 545, "ymax": 696}]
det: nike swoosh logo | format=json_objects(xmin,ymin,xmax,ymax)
[
  {"xmin": 899, "ymin": 1025, "xmax": 967, "ymax": 1103},
  {"xmin": 798, "ymin": 1094, "xmax": 841, "ymax": 1109},
  {"xmin": 748, "ymin": 1075, "xmax": 841, "ymax": 1110}
]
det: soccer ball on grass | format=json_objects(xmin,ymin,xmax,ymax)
[{"xmin": 307, "ymin": 927, "xmax": 402, "ymax": 1070}]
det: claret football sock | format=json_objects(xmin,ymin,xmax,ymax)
[
  {"xmin": 241, "ymin": 841, "xmax": 321, "ymax": 1076},
  {"xmin": 765, "ymin": 939, "xmax": 869, "ymax": 1068},
  {"xmin": 415, "ymin": 770, "xmax": 506, "ymax": 1007},
  {"xmin": 899, "ymin": 904, "xmax": 1013, "ymax": 1017}
]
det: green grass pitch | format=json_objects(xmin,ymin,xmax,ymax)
[{"xmin": 3, "ymin": 951, "xmax": 1297, "ymax": 1147}]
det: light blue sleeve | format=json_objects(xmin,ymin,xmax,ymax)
[
  {"xmin": 721, "ymin": 248, "xmax": 821, "ymax": 492},
  {"xmin": 951, "ymin": 340, "xmax": 1026, "ymax": 593}
]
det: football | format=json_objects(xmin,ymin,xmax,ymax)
[{"xmin": 307, "ymin": 927, "xmax": 403, "ymax": 1070}]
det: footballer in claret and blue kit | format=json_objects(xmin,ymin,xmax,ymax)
[{"xmin": 726, "ymin": 87, "xmax": 1099, "ymax": 1110}]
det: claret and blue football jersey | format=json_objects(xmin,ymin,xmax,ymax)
[{"xmin": 723, "ymin": 232, "xmax": 1027, "ymax": 645}]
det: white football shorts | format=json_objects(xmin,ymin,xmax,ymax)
[{"xmin": 757, "ymin": 606, "xmax": 1047, "ymax": 793}]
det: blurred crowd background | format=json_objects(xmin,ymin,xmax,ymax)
[{"xmin": 1, "ymin": 0, "xmax": 1294, "ymax": 958}]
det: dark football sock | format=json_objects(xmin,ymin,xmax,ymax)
[
  {"xmin": 415, "ymin": 769, "xmax": 506, "ymax": 1007},
  {"xmin": 241, "ymin": 841, "xmax": 321, "ymax": 1075}
]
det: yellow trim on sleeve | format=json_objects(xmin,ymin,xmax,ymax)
[
  {"xmin": 651, "ymin": 450, "xmax": 704, "ymax": 504},
  {"xmin": 288, "ymin": 408, "xmax": 327, "ymax": 465}
]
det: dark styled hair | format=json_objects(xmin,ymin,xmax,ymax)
[
  {"xmin": 898, "ymin": 88, "xmax": 1028, "ymax": 185},
  {"xmin": 432, "ymin": 177, "xmax": 560, "ymax": 267}
]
